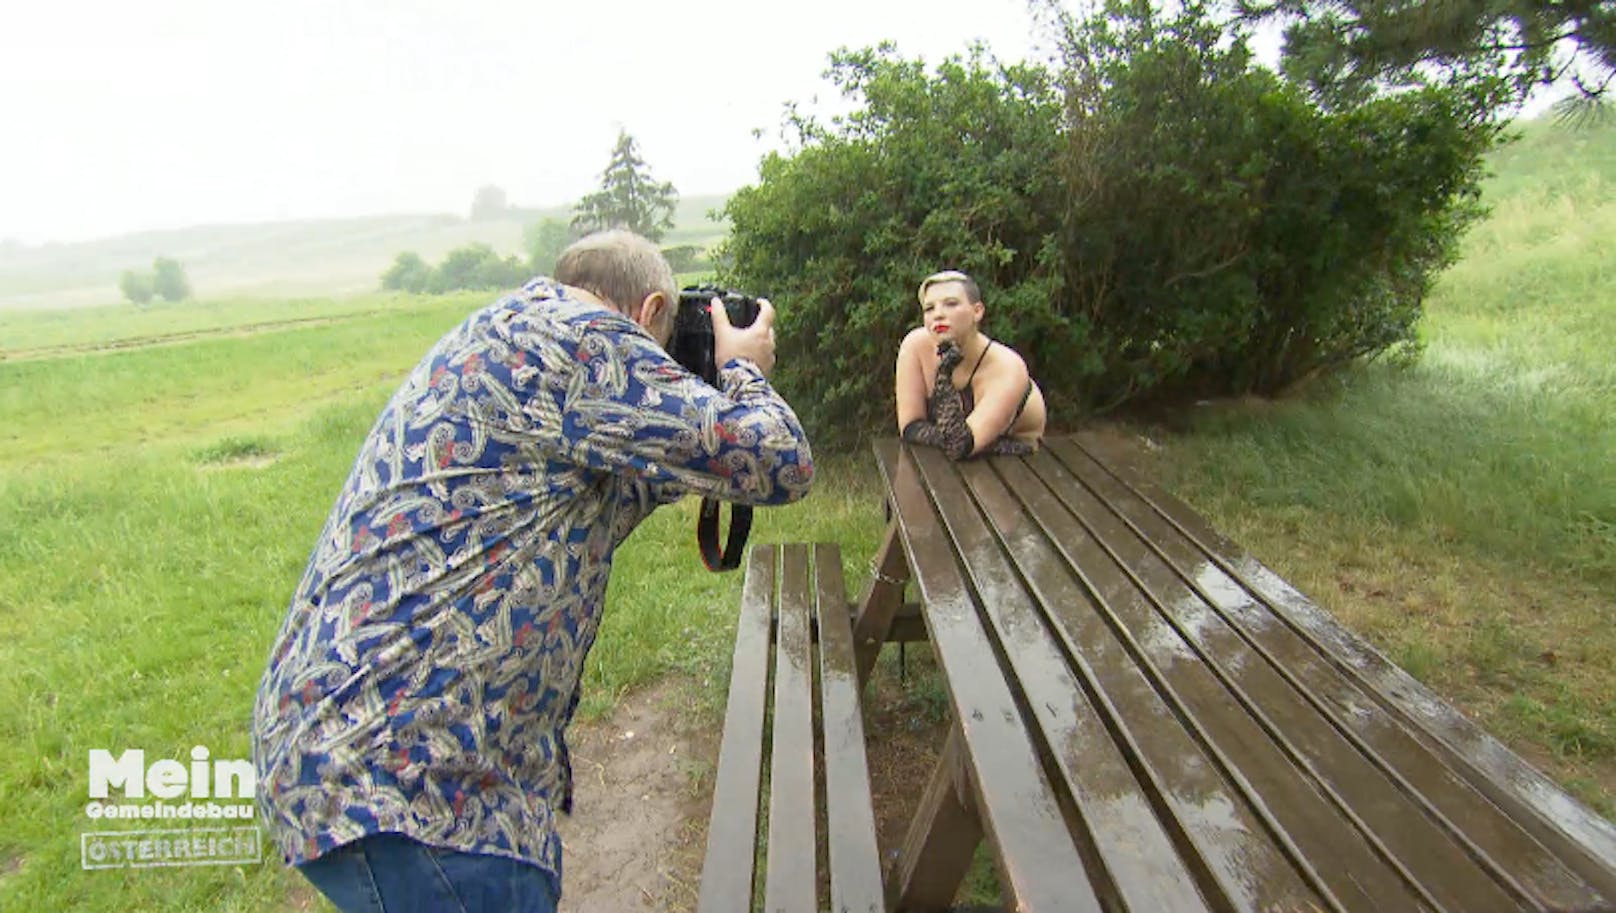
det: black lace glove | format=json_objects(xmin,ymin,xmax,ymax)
[
  {"xmin": 903, "ymin": 341, "xmax": 974, "ymax": 460},
  {"xmin": 983, "ymin": 436, "xmax": 1035, "ymax": 457}
]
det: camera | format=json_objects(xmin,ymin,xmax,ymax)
[
  {"xmin": 665, "ymin": 285, "xmax": 766, "ymax": 572},
  {"xmin": 667, "ymin": 285, "xmax": 763, "ymax": 385}
]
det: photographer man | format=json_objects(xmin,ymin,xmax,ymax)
[{"xmin": 251, "ymin": 230, "xmax": 812, "ymax": 913}]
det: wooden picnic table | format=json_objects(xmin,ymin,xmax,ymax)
[{"xmin": 854, "ymin": 434, "xmax": 1616, "ymax": 913}]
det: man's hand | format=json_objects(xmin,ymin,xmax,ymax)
[{"xmin": 712, "ymin": 297, "xmax": 776, "ymax": 378}]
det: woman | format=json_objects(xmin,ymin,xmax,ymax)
[{"xmin": 895, "ymin": 269, "xmax": 1047, "ymax": 459}]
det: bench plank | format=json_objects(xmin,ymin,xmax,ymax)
[
  {"xmin": 813, "ymin": 542, "xmax": 885, "ymax": 913},
  {"xmin": 698, "ymin": 547, "xmax": 777, "ymax": 913},
  {"xmin": 766, "ymin": 544, "xmax": 819, "ymax": 913},
  {"xmin": 1049, "ymin": 437, "xmax": 1611, "ymax": 912},
  {"xmin": 876, "ymin": 440, "xmax": 1104, "ymax": 913}
]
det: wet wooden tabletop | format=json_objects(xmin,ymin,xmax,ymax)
[{"xmin": 873, "ymin": 434, "xmax": 1616, "ymax": 913}]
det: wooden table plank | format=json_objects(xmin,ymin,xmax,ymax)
[
  {"xmin": 911, "ymin": 447, "xmax": 1215, "ymax": 912},
  {"xmin": 766, "ymin": 544, "xmax": 819, "ymax": 913},
  {"xmin": 1070, "ymin": 432, "xmax": 1616, "ymax": 906},
  {"xmin": 1028, "ymin": 444, "xmax": 1535, "ymax": 911},
  {"xmin": 876, "ymin": 440, "xmax": 1104, "ymax": 913},
  {"xmin": 1051, "ymin": 437, "xmax": 1613, "ymax": 912},
  {"xmin": 698, "ymin": 546, "xmax": 775, "ymax": 913},
  {"xmin": 998, "ymin": 448, "xmax": 1438, "ymax": 911},
  {"xmin": 967, "ymin": 456, "xmax": 1334, "ymax": 913}
]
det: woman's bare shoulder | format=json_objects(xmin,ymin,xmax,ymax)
[
  {"xmin": 898, "ymin": 327, "xmax": 934, "ymax": 356},
  {"xmin": 986, "ymin": 339, "xmax": 1031, "ymax": 379}
]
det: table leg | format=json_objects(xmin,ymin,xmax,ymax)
[
  {"xmin": 887, "ymin": 725, "xmax": 983, "ymax": 912},
  {"xmin": 853, "ymin": 517, "xmax": 911, "ymax": 688}
]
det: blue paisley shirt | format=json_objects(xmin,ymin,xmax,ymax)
[{"xmin": 251, "ymin": 278, "xmax": 813, "ymax": 892}]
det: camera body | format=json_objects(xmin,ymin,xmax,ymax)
[{"xmin": 668, "ymin": 285, "xmax": 762, "ymax": 384}]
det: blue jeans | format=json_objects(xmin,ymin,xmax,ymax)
[{"xmin": 297, "ymin": 833, "xmax": 558, "ymax": 913}]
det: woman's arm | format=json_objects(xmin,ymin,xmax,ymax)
[
  {"xmin": 894, "ymin": 328, "xmax": 932, "ymax": 432},
  {"xmin": 900, "ymin": 340, "xmax": 974, "ymax": 459},
  {"xmin": 962, "ymin": 349, "xmax": 1032, "ymax": 454}
]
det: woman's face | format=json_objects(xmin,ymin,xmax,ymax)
[{"xmin": 921, "ymin": 281, "xmax": 984, "ymax": 344}]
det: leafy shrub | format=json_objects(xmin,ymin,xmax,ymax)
[
  {"xmin": 662, "ymin": 244, "xmax": 711, "ymax": 274},
  {"xmin": 381, "ymin": 251, "xmax": 433, "ymax": 293},
  {"xmin": 381, "ymin": 244, "xmax": 531, "ymax": 294},
  {"xmin": 721, "ymin": 44, "xmax": 1068, "ymax": 443},
  {"xmin": 719, "ymin": 3, "xmax": 1497, "ymax": 448}
]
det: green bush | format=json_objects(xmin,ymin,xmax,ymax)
[
  {"xmin": 719, "ymin": 2, "xmax": 1497, "ymax": 448},
  {"xmin": 662, "ymin": 244, "xmax": 711, "ymax": 274},
  {"xmin": 1056, "ymin": 1, "xmax": 1494, "ymax": 407},
  {"xmin": 381, "ymin": 244, "xmax": 531, "ymax": 295},
  {"xmin": 381, "ymin": 251, "xmax": 433, "ymax": 293},
  {"xmin": 151, "ymin": 257, "xmax": 191, "ymax": 302},
  {"xmin": 721, "ymin": 44, "xmax": 1068, "ymax": 443},
  {"xmin": 119, "ymin": 269, "xmax": 155, "ymax": 306}
]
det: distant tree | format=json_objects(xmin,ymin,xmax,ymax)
[
  {"xmin": 119, "ymin": 269, "xmax": 155, "ymax": 306},
  {"xmin": 476, "ymin": 252, "xmax": 531, "ymax": 290},
  {"xmin": 470, "ymin": 185, "xmax": 509, "ymax": 221},
  {"xmin": 151, "ymin": 257, "xmax": 191, "ymax": 302},
  {"xmin": 1237, "ymin": 0, "xmax": 1616, "ymax": 112},
  {"xmin": 571, "ymin": 130, "xmax": 679, "ymax": 241},
  {"xmin": 524, "ymin": 218, "xmax": 574, "ymax": 275},
  {"xmin": 381, "ymin": 251, "xmax": 433, "ymax": 293},
  {"xmin": 661, "ymin": 244, "xmax": 708, "ymax": 274},
  {"xmin": 426, "ymin": 243, "xmax": 529, "ymax": 293}
]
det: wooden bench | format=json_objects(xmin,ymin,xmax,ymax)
[
  {"xmin": 855, "ymin": 434, "xmax": 1616, "ymax": 913},
  {"xmin": 697, "ymin": 543, "xmax": 886, "ymax": 913}
]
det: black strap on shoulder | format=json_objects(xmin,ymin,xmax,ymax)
[
  {"xmin": 696, "ymin": 497, "xmax": 753, "ymax": 571},
  {"xmin": 966, "ymin": 338, "xmax": 995, "ymax": 384}
]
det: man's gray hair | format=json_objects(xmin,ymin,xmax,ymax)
[{"xmin": 554, "ymin": 230, "xmax": 676, "ymax": 314}]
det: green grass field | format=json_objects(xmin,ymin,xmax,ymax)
[
  {"xmin": 0, "ymin": 286, "xmax": 886, "ymax": 911},
  {"xmin": 0, "ymin": 116, "xmax": 1611, "ymax": 910},
  {"xmin": 1149, "ymin": 114, "xmax": 1616, "ymax": 813}
]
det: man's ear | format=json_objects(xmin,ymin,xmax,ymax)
[{"xmin": 637, "ymin": 290, "xmax": 671, "ymax": 333}]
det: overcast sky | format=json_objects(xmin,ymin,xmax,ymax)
[{"xmin": 0, "ymin": 0, "xmax": 1064, "ymax": 244}]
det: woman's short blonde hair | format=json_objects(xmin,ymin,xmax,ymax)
[{"xmin": 917, "ymin": 269, "xmax": 981, "ymax": 305}]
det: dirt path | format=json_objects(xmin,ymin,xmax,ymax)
[{"xmin": 557, "ymin": 683, "xmax": 710, "ymax": 912}]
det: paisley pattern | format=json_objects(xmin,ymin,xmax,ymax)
[{"xmin": 251, "ymin": 278, "xmax": 813, "ymax": 891}]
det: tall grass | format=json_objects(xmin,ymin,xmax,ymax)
[
  {"xmin": 1151, "ymin": 115, "xmax": 1616, "ymax": 811},
  {"xmin": 0, "ymin": 289, "xmax": 884, "ymax": 911}
]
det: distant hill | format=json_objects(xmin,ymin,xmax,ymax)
[
  {"xmin": 1486, "ymin": 113, "xmax": 1616, "ymax": 203},
  {"xmin": 0, "ymin": 193, "xmax": 732, "ymax": 311}
]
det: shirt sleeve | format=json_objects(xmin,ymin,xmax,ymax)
[{"xmin": 492, "ymin": 307, "xmax": 814, "ymax": 507}]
